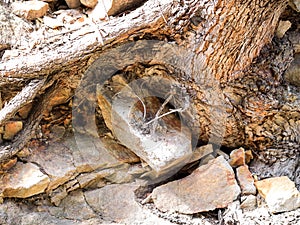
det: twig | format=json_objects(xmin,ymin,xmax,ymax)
[
  {"xmin": 145, "ymin": 88, "xmax": 184, "ymax": 132},
  {"xmin": 134, "ymin": 92, "xmax": 147, "ymax": 120},
  {"xmin": 155, "ymin": 0, "xmax": 168, "ymax": 24},
  {"xmin": 145, "ymin": 108, "xmax": 183, "ymax": 125}
]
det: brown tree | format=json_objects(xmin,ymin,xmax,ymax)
[{"xmin": 0, "ymin": 0, "xmax": 299, "ymax": 186}]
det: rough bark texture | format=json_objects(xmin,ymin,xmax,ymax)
[{"xmin": 0, "ymin": 0, "xmax": 299, "ymax": 180}]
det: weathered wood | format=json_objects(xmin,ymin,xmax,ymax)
[
  {"xmin": 0, "ymin": 0, "xmax": 299, "ymax": 167},
  {"xmin": 0, "ymin": 78, "xmax": 45, "ymax": 126}
]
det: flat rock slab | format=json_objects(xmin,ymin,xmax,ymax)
[
  {"xmin": 48, "ymin": 190, "xmax": 97, "ymax": 220},
  {"xmin": 84, "ymin": 183, "xmax": 174, "ymax": 224},
  {"xmin": 0, "ymin": 162, "xmax": 50, "ymax": 198},
  {"xmin": 28, "ymin": 142, "xmax": 77, "ymax": 191},
  {"xmin": 255, "ymin": 176, "xmax": 300, "ymax": 213},
  {"xmin": 151, "ymin": 156, "xmax": 241, "ymax": 214}
]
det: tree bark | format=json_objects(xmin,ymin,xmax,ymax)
[{"xmin": 0, "ymin": 0, "xmax": 299, "ymax": 168}]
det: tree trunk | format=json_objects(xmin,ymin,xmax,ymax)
[{"xmin": 0, "ymin": 0, "xmax": 299, "ymax": 182}]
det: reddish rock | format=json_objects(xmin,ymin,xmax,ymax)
[
  {"xmin": 229, "ymin": 147, "xmax": 245, "ymax": 167},
  {"xmin": 3, "ymin": 121, "xmax": 23, "ymax": 140},
  {"xmin": 255, "ymin": 176, "xmax": 300, "ymax": 213},
  {"xmin": 11, "ymin": 1, "xmax": 49, "ymax": 20},
  {"xmin": 151, "ymin": 156, "xmax": 241, "ymax": 214},
  {"xmin": 236, "ymin": 165, "xmax": 256, "ymax": 195}
]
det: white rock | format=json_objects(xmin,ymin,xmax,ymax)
[
  {"xmin": 87, "ymin": 0, "xmax": 112, "ymax": 21},
  {"xmin": 255, "ymin": 176, "xmax": 300, "ymax": 213}
]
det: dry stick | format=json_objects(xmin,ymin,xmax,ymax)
[
  {"xmin": 0, "ymin": 79, "xmax": 55, "ymax": 163},
  {"xmin": 0, "ymin": 78, "xmax": 46, "ymax": 126},
  {"xmin": 145, "ymin": 91, "xmax": 184, "ymax": 133}
]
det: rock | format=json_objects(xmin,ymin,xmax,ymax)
[
  {"xmin": 229, "ymin": 147, "xmax": 246, "ymax": 167},
  {"xmin": 80, "ymin": 0, "xmax": 98, "ymax": 8},
  {"xmin": 0, "ymin": 199, "xmax": 104, "ymax": 225},
  {"xmin": 17, "ymin": 103, "xmax": 32, "ymax": 119},
  {"xmin": 111, "ymin": 86, "xmax": 192, "ymax": 173},
  {"xmin": 284, "ymin": 54, "xmax": 300, "ymax": 87},
  {"xmin": 96, "ymin": 75, "xmax": 193, "ymax": 174},
  {"xmin": 188, "ymin": 144, "xmax": 214, "ymax": 163},
  {"xmin": 65, "ymin": 0, "xmax": 81, "ymax": 9},
  {"xmin": 11, "ymin": 1, "xmax": 49, "ymax": 20},
  {"xmin": 245, "ymin": 150, "xmax": 253, "ymax": 164},
  {"xmin": 290, "ymin": 0, "xmax": 300, "ymax": 11},
  {"xmin": 100, "ymin": 135, "xmax": 140, "ymax": 163},
  {"xmin": 46, "ymin": 87, "xmax": 72, "ymax": 113},
  {"xmin": 87, "ymin": 0, "xmax": 111, "ymax": 21},
  {"xmin": 3, "ymin": 121, "xmax": 23, "ymax": 140},
  {"xmin": 236, "ymin": 165, "xmax": 256, "ymax": 195},
  {"xmin": 289, "ymin": 31, "xmax": 300, "ymax": 53},
  {"xmin": 50, "ymin": 124, "xmax": 65, "ymax": 140},
  {"xmin": 50, "ymin": 186, "xmax": 68, "ymax": 206},
  {"xmin": 276, "ymin": 20, "xmax": 292, "ymax": 38},
  {"xmin": 216, "ymin": 149, "xmax": 230, "ymax": 160},
  {"xmin": 199, "ymin": 154, "xmax": 215, "ymax": 166},
  {"xmin": 16, "ymin": 147, "xmax": 31, "ymax": 159},
  {"xmin": 48, "ymin": 190, "xmax": 97, "ymax": 220},
  {"xmin": 151, "ymin": 156, "xmax": 241, "ymax": 214},
  {"xmin": 77, "ymin": 172, "xmax": 107, "ymax": 189},
  {"xmin": 84, "ymin": 184, "xmax": 140, "ymax": 222},
  {"xmin": 107, "ymin": 0, "xmax": 145, "ymax": 16},
  {"xmin": 0, "ymin": 162, "xmax": 50, "ymax": 198},
  {"xmin": 68, "ymin": 133, "xmax": 122, "ymax": 172},
  {"xmin": 255, "ymin": 176, "xmax": 300, "ymax": 213},
  {"xmin": 240, "ymin": 195, "xmax": 257, "ymax": 210},
  {"xmin": 28, "ymin": 142, "xmax": 77, "ymax": 191},
  {"xmin": 85, "ymin": 183, "xmax": 174, "ymax": 224},
  {"xmin": 250, "ymin": 157, "xmax": 300, "ymax": 190},
  {"xmin": 88, "ymin": 0, "xmax": 144, "ymax": 21},
  {"xmin": 0, "ymin": 158, "xmax": 17, "ymax": 173}
]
